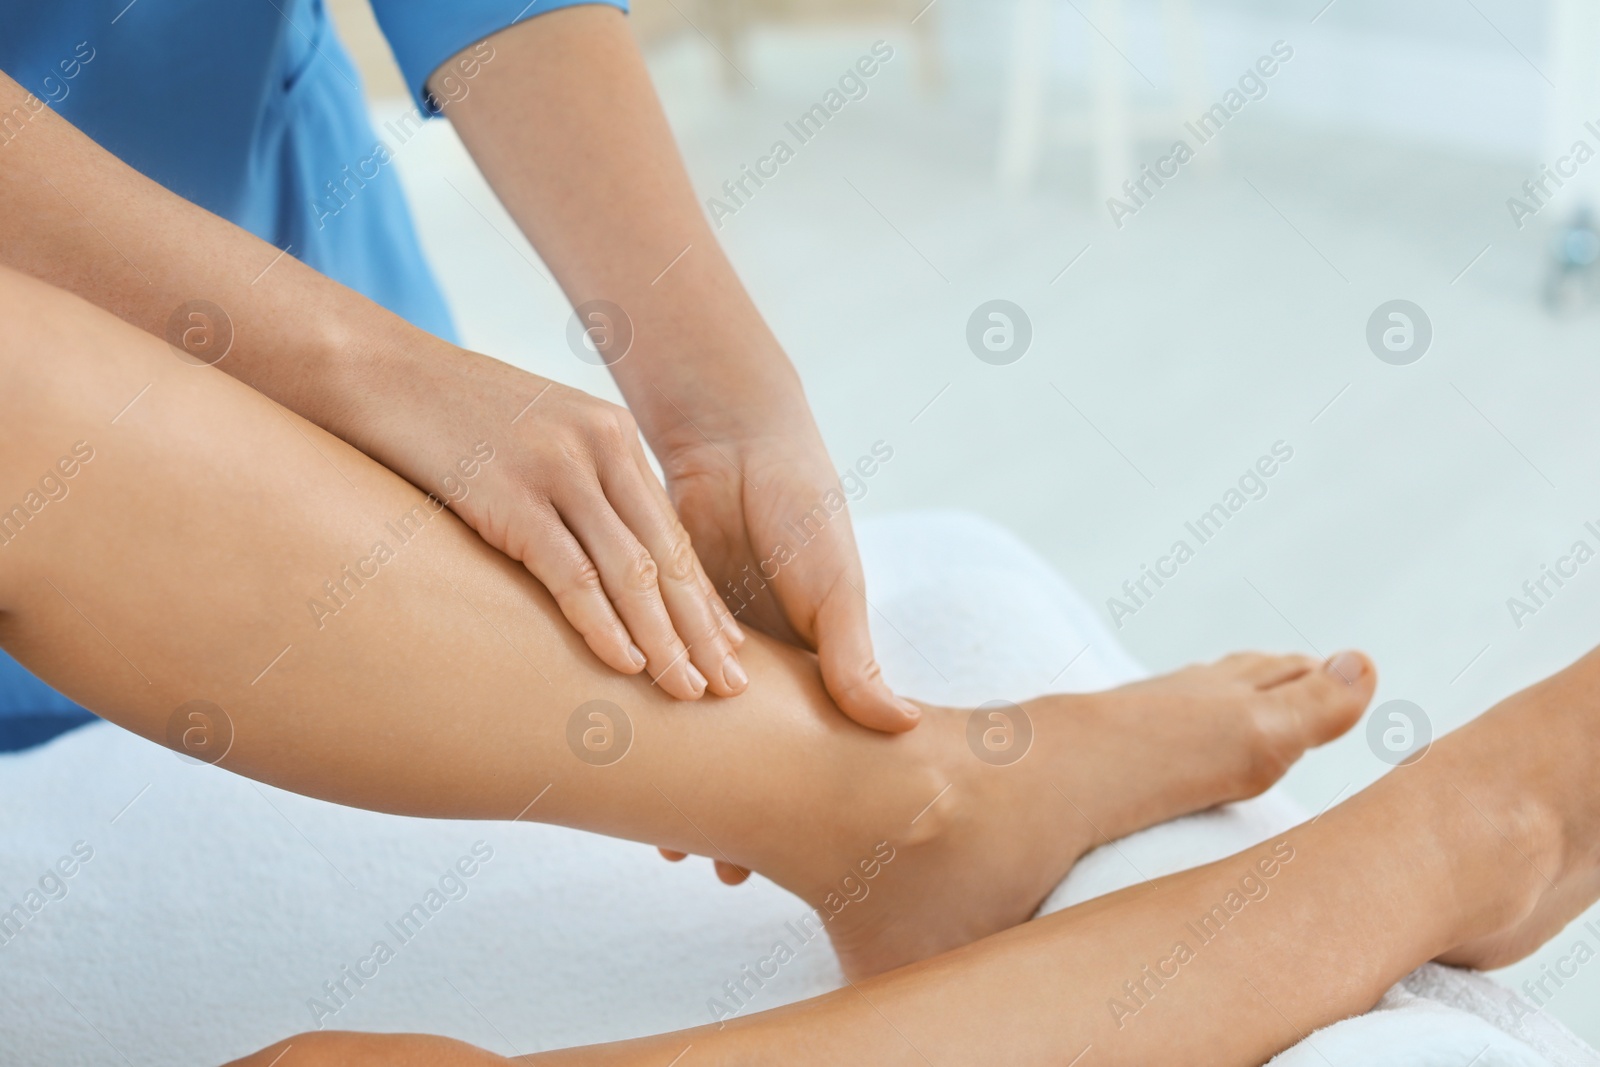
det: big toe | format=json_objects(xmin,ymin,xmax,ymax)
[
  {"xmin": 1272, "ymin": 649, "xmax": 1377, "ymax": 746},
  {"xmin": 1215, "ymin": 651, "xmax": 1321, "ymax": 688}
]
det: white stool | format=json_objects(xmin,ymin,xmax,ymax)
[{"xmin": 997, "ymin": 0, "xmax": 1209, "ymax": 202}]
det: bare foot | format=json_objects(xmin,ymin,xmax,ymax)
[{"xmin": 810, "ymin": 650, "xmax": 1376, "ymax": 979}]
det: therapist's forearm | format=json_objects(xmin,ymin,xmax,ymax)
[
  {"xmin": 0, "ymin": 70, "xmax": 454, "ymax": 440},
  {"xmin": 440, "ymin": 7, "xmax": 806, "ymax": 455}
]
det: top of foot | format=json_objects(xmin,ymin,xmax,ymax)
[{"xmin": 811, "ymin": 649, "xmax": 1376, "ymax": 979}]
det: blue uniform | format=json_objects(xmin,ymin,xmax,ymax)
[{"xmin": 0, "ymin": 0, "xmax": 626, "ymax": 749}]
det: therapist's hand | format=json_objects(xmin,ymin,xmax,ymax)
[
  {"xmin": 651, "ymin": 384, "xmax": 921, "ymax": 734},
  {"xmin": 437, "ymin": 5, "xmax": 916, "ymax": 733},
  {"xmin": 362, "ymin": 344, "xmax": 745, "ymax": 701}
]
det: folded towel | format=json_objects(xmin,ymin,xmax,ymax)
[{"xmin": 0, "ymin": 510, "xmax": 1590, "ymax": 1066}]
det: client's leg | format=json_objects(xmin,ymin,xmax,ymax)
[
  {"xmin": 239, "ymin": 645, "xmax": 1600, "ymax": 1067},
  {"xmin": 0, "ymin": 266, "xmax": 1372, "ymax": 978}
]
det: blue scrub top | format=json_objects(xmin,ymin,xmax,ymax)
[{"xmin": 0, "ymin": 0, "xmax": 626, "ymax": 749}]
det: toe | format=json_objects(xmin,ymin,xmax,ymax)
[
  {"xmin": 1217, "ymin": 651, "xmax": 1320, "ymax": 688},
  {"xmin": 1273, "ymin": 649, "xmax": 1376, "ymax": 746}
]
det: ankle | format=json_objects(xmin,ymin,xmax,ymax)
[
  {"xmin": 756, "ymin": 703, "xmax": 964, "ymax": 904},
  {"xmin": 1404, "ymin": 750, "xmax": 1562, "ymax": 948}
]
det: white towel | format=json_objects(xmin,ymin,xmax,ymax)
[{"xmin": 0, "ymin": 510, "xmax": 1591, "ymax": 1066}]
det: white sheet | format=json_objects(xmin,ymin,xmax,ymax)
[{"xmin": 0, "ymin": 511, "xmax": 1590, "ymax": 1065}]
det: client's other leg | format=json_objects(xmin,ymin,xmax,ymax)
[
  {"xmin": 242, "ymin": 645, "xmax": 1600, "ymax": 1067},
  {"xmin": 0, "ymin": 266, "xmax": 1372, "ymax": 978}
]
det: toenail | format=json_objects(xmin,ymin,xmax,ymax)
[{"xmin": 1327, "ymin": 651, "xmax": 1365, "ymax": 684}]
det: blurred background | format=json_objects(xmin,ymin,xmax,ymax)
[{"xmin": 330, "ymin": 0, "xmax": 1600, "ymax": 1041}]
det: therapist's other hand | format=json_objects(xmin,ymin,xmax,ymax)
[
  {"xmin": 655, "ymin": 399, "xmax": 921, "ymax": 733},
  {"xmin": 428, "ymin": 9, "xmax": 906, "ymax": 728},
  {"xmin": 366, "ymin": 347, "xmax": 745, "ymax": 701},
  {"xmin": 655, "ymin": 848, "xmax": 750, "ymax": 884}
]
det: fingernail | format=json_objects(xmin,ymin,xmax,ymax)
[
  {"xmin": 721, "ymin": 612, "xmax": 744, "ymax": 645},
  {"xmin": 722, "ymin": 653, "xmax": 748, "ymax": 690},
  {"xmin": 627, "ymin": 644, "xmax": 647, "ymax": 669},
  {"xmin": 897, "ymin": 699, "xmax": 922, "ymax": 721},
  {"xmin": 1327, "ymin": 651, "xmax": 1365, "ymax": 684},
  {"xmin": 686, "ymin": 663, "xmax": 708, "ymax": 693}
]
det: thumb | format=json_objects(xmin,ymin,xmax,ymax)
[{"xmin": 814, "ymin": 576, "xmax": 920, "ymax": 732}]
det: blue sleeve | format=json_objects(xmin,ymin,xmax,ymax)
[{"xmin": 371, "ymin": 0, "xmax": 630, "ymax": 114}]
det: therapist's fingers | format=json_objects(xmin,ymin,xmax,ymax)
[
  {"xmin": 656, "ymin": 847, "xmax": 751, "ymax": 885},
  {"xmin": 814, "ymin": 574, "xmax": 921, "ymax": 733},
  {"xmin": 601, "ymin": 439, "xmax": 747, "ymax": 696},
  {"xmin": 518, "ymin": 514, "xmax": 645, "ymax": 678},
  {"xmin": 629, "ymin": 435, "xmax": 744, "ymax": 648},
  {"xmin": 556, "ymin": 478, "xmax": 722, "ymax": 701}
]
